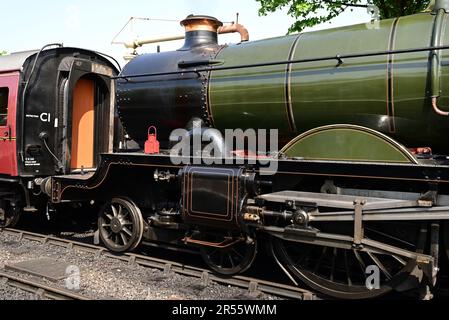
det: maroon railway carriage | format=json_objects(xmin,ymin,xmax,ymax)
[{"xmin": 0, "ymin": 46, "xmax": 118, "ymax": 226}]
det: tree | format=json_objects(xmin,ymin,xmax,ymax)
[
  {"xmin": 256, "ymin": 0, "xmax": 431, "ymax": 33},
  {"xmin": 0, "ymin": 51, "xmax": 6, "ymax": 56}
]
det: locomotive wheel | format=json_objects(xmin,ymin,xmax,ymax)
[
  {"xmin": 98, "ymin": 198, "xmax": 144, "ymax": 253},
  {"xmin": 0, "ymin": 202, "xmax": 22, "ymax": 228},
  {"xmin": 271, "ymin": 222, "xmax": 427, "ymax": 299},
  {"xmin": 200, "ymin": 232, "xmax": 257, "ymax": 276}
]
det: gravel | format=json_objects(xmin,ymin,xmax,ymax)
[
  {"xmin": 0, "ymin": 231, "xmax": 283, "ymax": 300},
  {"xmin": 0, "ymin": 282, "xmax": 38, "ymax": 300}
]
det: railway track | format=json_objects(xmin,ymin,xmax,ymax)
[
  {"xmin": 0, "ymin": 228, "xmax": 317, "ymax": 300},
  {"xmin": 0, "ymin": 270, "xmax": 90, "ymax": 300}
]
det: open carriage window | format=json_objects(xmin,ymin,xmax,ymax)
[{"xmin": 0, "ymin": 87, "xmax": 8, "ymax": 126}]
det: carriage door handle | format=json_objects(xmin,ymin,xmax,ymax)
[{"xmin": 4, "ymin": 125, "xmax": 11, "ymax": 141}]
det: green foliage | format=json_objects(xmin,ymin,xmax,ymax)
[
  {"xmin": 256, "ymin": 0, "xmax": 431, "ymax": 33},
  {"xmin": 0, "ymin": 51, "xmax": 7, "ymax": 56}
]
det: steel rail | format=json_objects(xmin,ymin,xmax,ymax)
[
  {"xmin": 0, "ymin": 228, "xmax": 316, "ymax": 300},
  {"xmin": 0, "ymin": 270, "xmax": 90, "ymax": 300}
]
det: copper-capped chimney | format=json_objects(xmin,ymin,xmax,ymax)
[{"xmin": 179, "ymin": 15, "xmax": 223, "ymax": 50}]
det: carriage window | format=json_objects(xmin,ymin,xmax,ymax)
[{"xmin": 0, "ymin": 87, "xmax": 8, "ymax": 126}]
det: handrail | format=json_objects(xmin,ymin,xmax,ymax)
[
  {"xmin": 431, "ymin": 9, "xmax": 449, "ymax": 116},
  {"xmin": 114, "ymin": 44, "xmax": 449, "ymax": 80}
]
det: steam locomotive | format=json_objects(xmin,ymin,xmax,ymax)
[{"xmin": 3, "ymin": 1, "xmax": 449, "ymax": 299}]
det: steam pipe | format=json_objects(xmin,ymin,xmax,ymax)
[
  {"xmin": 125, "ymin": 35, "xmax": 185, "ymax": 49},
  {"xmin": 125, "ymin": 22, "xmax": 249, "ymax": 50},
  {"xmin": 432, "ymin": 97, "xmax": 449, "ymax": 116},
  {"xmin": 430, "ymin": 8, "xmax": 449, "ymax": 116},
  {"xmin": 218, "ymin": 23, "xmax": 249, "ymax": 42}
]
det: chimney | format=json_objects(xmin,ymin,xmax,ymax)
[{"xmin": 179, "ymin": 15, "xmax": 223, "ymax": 51}]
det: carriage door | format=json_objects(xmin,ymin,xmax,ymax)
[
  {"xmin": 71, "ymin": 77, "xmax": 95, "ymax": 171},
  {"xmin": 0, "ymin": 73, "xmax": 19, "ymax": 176}
]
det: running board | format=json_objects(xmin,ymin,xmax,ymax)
[
  {"xmin": 307, "ymin": 206, "xmax": 449, "ymax": 222},
  {"xmin": 257, "ymin": 191, "xmax": 449, "ymax": 222},
  {"xmin": 258, "ymin": 191, "xmax": 426, "ymax": 211}
]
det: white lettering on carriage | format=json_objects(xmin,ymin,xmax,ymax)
[{"xmin": 40, "ymin": 113, "xmax": 51, "ymax": 123}]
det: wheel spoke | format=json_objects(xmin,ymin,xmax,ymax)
[
  {"xmin": 219, "ymin": 253, "xmax": 224, "ymax": 267},
  {"xmin": 366, "ymin": 252, "xmax": 392, "ymax": 280},
  {"xmin": 122, "ymin": 227, "xmax": 133, "ymax": 237},
  {"xmin": 122, "ymin": 219, "xmax": 133, "ymax": 226},
  {"xmin": 118, "ymin": 206, "xmax": 123, "ymax": 218},
  {"xmin": 111, "ymin": 205, "xmax": 118, "ymax": 218},
  {"xmin": 113, "ymin": 234, "xmax": 119, "ymax": 245},
  {"xmin": 330, "ymin": 248, "xmax": 337, "ymax": 282},
  {"xmin": 353, "ymin": 249, "xmax": 367, "ymax": 275},
  {"xmin": 102, "ymin": 223, "xmax": 111, "ymax": 228},
  {"xmin": 231, "ymin": 248, "xmax": 244, "ymax": 259},
  {"xmin": 343, "ymin": 250, "xmax": 352, "ymax": 286},
  {"xmin": 313, "ymin": 247, "xmax": 327, "ymax": 274},
  {"xmin": 294, "ymin": 246, "xmax": 312, "ymax": 266},
  {"xmin": 121, "ymin": 209, "xmax": 130, "ymax": 219},
  {"xmin": 227, "ymin": 253, "xmax": 235, "ymax": 269},
  {"xmin": 207, "ymin": 249, "xmax": 219, "ymax": 258},
  {"xmin": 120, "ymin": 232, "xmax": 128, "ymax": 245},
  {"xmin": 105, "ymin": 213, "xmax": 113, "ymax": 221}
]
